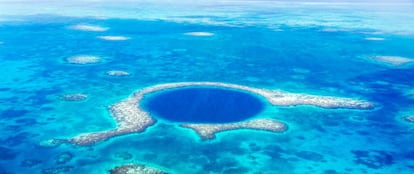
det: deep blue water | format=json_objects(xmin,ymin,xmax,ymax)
[
  {"xmin": 143, "ymin": 87, "xmax": 264, "ymax": 123},
  {"xmin": 0, "ymin": 1, "xmax": 414, "ymax": 174}
]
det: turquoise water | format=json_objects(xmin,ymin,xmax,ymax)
[{"xmin": 1, "ymin": 1, "xmax": 414, "ymax": 174}]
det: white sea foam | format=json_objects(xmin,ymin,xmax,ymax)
[
  {"xmin": 97, "ymin": 36, "xmax": 130, "ymax": 41},
  {"xmin": 70, "ymin": 24, "xmax": 108, "ymax": 32},
  {"xmin": 184, "ymin": 32, "xmax": 214, "ymax": 37}
]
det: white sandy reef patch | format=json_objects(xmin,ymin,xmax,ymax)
[
  {"xmin": 184, "ymin": 32, "xmax": 214, "ymax": 37},
  {"xmin": 106, "ymin": 70, "xmax": 130, "ymax": 76},
  {"xmin": 54, "ymin": 82, "xmax": 373, "ymax": 146},
  {"xmin": 70, "ymin": 24, "xmax": 108, "ymax": 32},
  {"xmin": 61, "ymin": 93, "xmax": 87, "ymax": 101},
  {"xmin": 66, "ymin": 55, "xmax": 102, "ymax": 64},
  {"xmin": 98, "ymin": 36, "xmax": 130, "ymax": 41},
  {"xmin": 370, "ymin": 56, "xmax": 414, "ymax": 66},
  {"xmin": 365, "ymin": 37, "xmax": 385, "ymax": 41}
]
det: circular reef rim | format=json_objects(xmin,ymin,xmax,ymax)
[{"xmin": 60, "ymin": 81, "xmax": 373, "ymax": 145}]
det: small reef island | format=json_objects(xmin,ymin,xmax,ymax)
[{"xmin": 54, "ymin": 82, "xmax": 374, "ymax": 146}]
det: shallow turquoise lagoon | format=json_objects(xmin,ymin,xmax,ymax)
[{"xmin": 0, "ymin": 1, "xmax": 414, "ymax": 174}]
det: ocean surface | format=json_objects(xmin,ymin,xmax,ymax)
[{"xmin": 0, "ymin": 1, "xmax": 414, "ymax": 173}]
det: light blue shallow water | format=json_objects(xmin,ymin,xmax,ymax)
[{"xmin": 1, "ymin": 1, "xmax": 414, "ymax": 174}]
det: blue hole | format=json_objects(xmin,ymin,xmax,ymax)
[{"xmin": 142, "ymin": 87, "xmax": 265, "ymax": 123}]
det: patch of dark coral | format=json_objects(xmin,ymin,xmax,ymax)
[
  {"xmin": 114, "ymin": 151, "xmax": 133, "ymax": 160},
  {"xmin": 294, "ymin": 150, "xmax": 325, "ymax": 162},
  {"xmin": 15, "ymin": 118, "xmax": 38, "ymax": 126},
  {"xmin": 262, "ymin": 145, "xmax": 286, "ymax": 160},
  {"xmin": 21, "ymin": 159, "xmax": 42, "ymax": 167},
  {"xmin": 55, "ymin": 152, "xmax": 73, "ymax": 164},
  {"xmin": 2, "ymin": 132, "xmax": 33, "ymax": 146},
  {"xmin": 41, "ymin": 166, "xmax": 74, "ymax": 174},
  {"xmin": 351, "ymin": 150, "xmax": 394, "ymax": 169}
]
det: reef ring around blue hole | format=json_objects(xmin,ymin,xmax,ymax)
[{"xmin": 141, "ymin": 86, "xmax": 265, "ymax": 123}]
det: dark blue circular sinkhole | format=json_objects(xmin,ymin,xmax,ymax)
[{"xmin": 142, "ymin": 87, "xmax": 265, "ymax": 123}]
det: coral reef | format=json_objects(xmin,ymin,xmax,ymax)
[
  {"xmin": 184, "ymin": 32, "xmax": 214, "ymax": 36},
  {"xmin": 351, "ymin": 150, "xmax": 394, "ymax": 169},
  {"xmin": 106, "ymin": 70, "xmax": 130, "ymax": 76},
  {"xmin": 98, "ymin": 36, "xmax": 130, "ymax": 41},
  {"xmin": 109, "ymin": 164, "xmax": 167, "ymax": 174},
  {"xmin": 61, "ymin": 82, "xmax": 373, "ymax": 145},
  {"xmin": 404, "ymin": 116, "xmax": 414, "ymax": 123},
  {"xmin": 61, "ymin": 93, "xmax": 87, "ymax": 101},
  {"xmin": 70, "ymin": 24, "xmax": 108, "ymax": 32},
  {"xmin": 21, "ymin": 159, "xmax": 42, "ymax": 167},
  {"xmin": 41, "ymin": 166, "xmax": 74, "ymax": 174},
  {"xmin": 181, "ymin": 119, "xmax": 287, "ymax": 140},
  {"xmin": 68, "ymin": 98, "xmax": 156, "ymax": 145},
  {"xmin": 55, "ymin": 152, "xmax": 73, "ymax": 164},
  {"xmin": 365, "ymin": 37, "xmax": 385, "ymax": 41},
  {"xmin": 66, "ymin": 55, "xmax": 101, "ymax": 64},
  {"xmin": 370, "ymin": 56, "xmax": 414, "ymax": 66},
  {"xmin": 114, "ymin": 152, "xmax": 133, "ymax": 160}
]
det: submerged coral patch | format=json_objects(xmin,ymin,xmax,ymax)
[
  {"xmin": 98, "ymin": 36, "xmax": 130, "ymax": 41},
  {"xmin": 143, "ymin": 87, "xmax": 264, "ymax": 123},
  {"xmin": 294, "ymin": 150, "xmax": 325, "ymax": 162},
  {"xmin": 106, "ymin": 70, "xmax": 130, "ymax": 76},
  {"xmin": 404, "ymin": 116, "xmax": 414, "ymax": 123},
  {"xmin": 365, "ymin": 37, "xmax": 385, "ymax": 41},
  {"xmin": 61, "ymin": 93, "xmax": 87, "ymax": 101},
  {"xmin": 184, "ymin": 32, "xmax": 214, "ymax": 36},
  {"xmin": 55, "ymin": 152, "xmax": 73, "ymax": 165},
  {"xmin": 41, "ymin": 166, "xmax": 74, "ymax": 174},
  {"xmin": 66, "ymin": 55, "xmax": 102, "ymax": 64},
  {"xmin": 369, "ymin": 56, "xmax": 414, "ymax": 66},
  {"xmin": 351, "ymin": 150, "xmax": 394, "ymax": 169},
  {"xmin": 114, "ymin": 152, "xmax": 133, "ymax": 160},
  {"xmin": 20, "ymin": 159, "xmax": 42, "ymax": 168},
  {"xmin": 70, "ymin": 24, "xmax": 108, "ymax": 32},
  {"xmin": 109, "ymin": 164, "xmax": 167, "ymax": 174}
]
